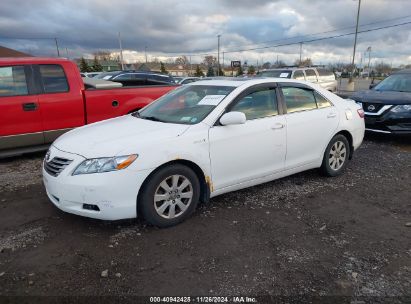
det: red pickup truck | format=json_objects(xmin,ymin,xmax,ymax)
[{"xmin": 0, "ymin": 57, "xmax": 177, "ymax": 157}]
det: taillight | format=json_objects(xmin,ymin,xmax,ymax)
[{"xmin": 357, "ymin": 108, "xmax": 365, "ymax": 118}]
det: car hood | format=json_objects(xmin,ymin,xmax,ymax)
[
  {"xmin": 352, "ymin": 90, "xmax": 411, "ymax": 105},
  {"xmin": 53, "ymin": 115, "xmax": 190, "ymax": 158}
]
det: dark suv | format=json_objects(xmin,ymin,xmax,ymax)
[
  {"xmin": 351, "ymin": 69, "xmax": 411, "ymax": 134},
  {"xmin": 95, "ymin": 71, "xmax": 176, "ymax": 87}
]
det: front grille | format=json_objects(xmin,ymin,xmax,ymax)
[
  {"xmin": 362, "ymin": 102, "xmax": 384, "ymax": 114},
  {"xmin": 44, "ymin": 157, "xmax": 72, "ymax": 177}
]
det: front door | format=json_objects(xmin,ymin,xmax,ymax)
[
  {"xmin": 209, "ymin": 85, "xmax": 286, "ymax": 190},
  {"xmin": 0, "ymin": 64, "xmax": 44, "ymax": 151}
]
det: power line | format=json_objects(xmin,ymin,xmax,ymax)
[
  {"xmin": 223, "ymin": 13, "xmax": 411, "ymax": 50},
  {"xmin": 222, "ymin": 20, "xmax": 411, "ymax": 54}
]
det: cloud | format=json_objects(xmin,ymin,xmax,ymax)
[{"xmin": 0, "ymin": 0, "xmax": 410, "ymax": 66}]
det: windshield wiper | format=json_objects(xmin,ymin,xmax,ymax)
[{"xmin": 140, "ymin": 115, "xmax": 164, "ymax": 122}]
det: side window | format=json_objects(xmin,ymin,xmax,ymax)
[
  {"xmin": 39, "ymin": 65, "xmax": 69, "ymax": 93},
  {"xmin": 314, "ymin": 91, "xmax": 332, "ymax": 108},
  {"xmin": 293, "ymin": 70, "xmax": 305, "ymax": 80},
  {"xmin": 305, "ymin": 69, "xmax": 318, "ymax": 82},
  {"xmin": 281, "ymin": 87, "xmax": 318, "ymax": 113},
  {"xmin": 0, "ymin": 66, "xmax": 28, "ymax": 97},
  {"xmin": 230, "ymin": 88, "xmax": 278, "ymax": 120}
]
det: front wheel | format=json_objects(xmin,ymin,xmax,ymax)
[
  {"xmin": 320, "ymin": 134, "xmax": 350, "ymax": 177},
  {"xmin": 139, "ymin": 164, "xmax": 200, "ymax": 227}
]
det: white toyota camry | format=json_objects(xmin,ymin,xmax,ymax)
[{"xmin": 43, "ymin": 78, "xmax": 365, "ymax": 227}]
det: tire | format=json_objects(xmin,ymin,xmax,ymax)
[
  {"xmin": 139, "ymin": 164, "xmax": 200, "ymax": 228},
  {"xmin": 320, "ymin": 134, "xmax": 350, "ymax": 177}
]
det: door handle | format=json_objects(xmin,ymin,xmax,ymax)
[
  {"xmin": 271, "ymin": 123, "xmax": 285, "ymax": 130},
  {"xmin": 22, "ymin": 102, "xmax": 38, "ymax": 111},
  {"xmin": 327, "ymin": 113, "xmax": 337, "ymax": 118}
]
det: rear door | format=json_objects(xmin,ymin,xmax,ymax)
[
  {"xmin": 34, "ymin": 63, "xmax": 85, "ymax": 143},
  {"xmin": 0, "ymin": 64, "xmax": 44, "ymax": 151},
  {"xmin": 279, "ymin": 83, "xmax": 339, "ymax": 168}
]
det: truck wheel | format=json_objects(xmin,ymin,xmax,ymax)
[
  {"xmin": 139, "ymin": 164, "xmax": 200, "ymax": 227},
  {"xmin": 320, "ymin": 134, "xmax": 350, "ymax": 177}
]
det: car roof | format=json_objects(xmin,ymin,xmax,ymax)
[
  {"xmin": 0, "ymin": 57, "xmax": 72, "ymax": 65},
  {"xmin": 394, "ymin": 69, "xmax": 411, "ymax": 74},
  {"xmin": 189, "ymin": 77, "xmax": 308, "ymax": 87}
]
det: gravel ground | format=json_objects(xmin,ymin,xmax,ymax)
[{"xmin": 0, "ymin": 134, "xmax": 410, "ymax": 303}]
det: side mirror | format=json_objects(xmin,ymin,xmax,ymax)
[
  {"xmin": 369, "ymin": 83, "xmax": 377, "ymax": 90},
  {"xmin": 220, "ymin": 111, "xmax": 246, "ymax": 126}
]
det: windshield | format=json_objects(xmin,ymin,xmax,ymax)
[
  {"xmin": 373, "ymin": 73, "xmax": 411, "ymax": 92},
  {"xmin": 257, "ymin": 70, "xmax": 292, "ymax": 78},
  {"xmin": 95, "ymin": 72, "xmax": 117, "ymax": 80},
  {"xmin": 137, "ymin": 85, "xmax": 235, "ymax": 124}
]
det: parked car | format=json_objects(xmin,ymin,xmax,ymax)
[
  {"xmin": 257, "ymin": 67, "xmax": 337, "ymax": 92},
  {"xmin": 0, "ymin": 57, "xmax": 178, "ymax": 157},
  {"xmin": 351, "ymin": 69, "xmax": 411, "ymax": 134},
  {"xmin": 95, "ymin": 70, "xmax": 176, "ymax": 87},
  {"xmin": 43, "ymin": 78, "xmax": 364, "ymax": 227},
  {"xmin": 174, "ymin": 77, "xmax": 200, "ymax": 85},
  {"xmin": 84, "ymin": 72, "xmax": 102, "ymax": 78}
]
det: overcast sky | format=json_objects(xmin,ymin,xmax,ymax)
[{"xmin": 1, "ymin": 0, "xmax": 411, "ymax": 66}]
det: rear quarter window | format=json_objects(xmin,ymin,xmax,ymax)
[
  {"xmin": 317, "ymin": 69, "xmax": 336, "ymax": 81},
  {"xmin": 39, "ymin": 64, "xmax": 69, "ymax": 93},
  {"xmin": 0, "ymin": 66, "xmax": 28, "ymax": 97}
]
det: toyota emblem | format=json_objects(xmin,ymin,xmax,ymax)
[{"xmin": 367, "ymin": 105, "xmax": 376, "ymax": 112}]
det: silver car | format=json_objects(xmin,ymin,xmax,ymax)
[{"xmin": 258, "ymin": 67, "xmax": 337, "ymax": 92}]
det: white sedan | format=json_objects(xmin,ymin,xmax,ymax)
[{"xmin": 43, "ymin": 78, "xmax": 365, "ymax": 227}]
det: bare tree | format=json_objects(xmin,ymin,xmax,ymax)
[
  {"xmin": 175, "ymin": 55, "xmax": 189, "ymax": 66},
  {"xmin": 203, "ymin": 55, "xmax": 217, "ymax": 67},
  {"xmin": 294, "ymin": 57, "xmax": 312, "ymax": 67}
]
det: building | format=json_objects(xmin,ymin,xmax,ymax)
[{"xmin": 0, "ymin": 45, "xmax": 32, "ymax": 57}]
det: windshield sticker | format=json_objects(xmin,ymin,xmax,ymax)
[
  {"xmin": 191, "ymin": 117, "xmax": 198, "ymax": 123},
  {"xmin": 279, "ymin": 73, "xmax": 289, "ymax": 78},
  {"xmin": 180, "ymin": 116, "xmax": 191, "ymax": 121},
  {"xmin": 197, "ymin": 95, "xmax": 226, "ymax": 106}
]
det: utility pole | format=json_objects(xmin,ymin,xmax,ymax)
[
  {"xmin": 54, "ymin": 38, "xmax": 60, "ymax": 57},
  {"xmin": 222, "ymin": 52, "xmax": 225, "ymax": 72},
  {"xmin": 367, "ymin": 46, "xmax": 372, "ymax": 72},
  {"xmin": 118, "ymin": 32, "xmax": 124, "ymax": 70},
  {"xmin": 299, "ymin": 42, "xmax": 303, "ymax": 65},
  {"xmin": 217, "ymin": 34, "xmax": 221, "ymax": 76},
  {"xmin": 65, "ymin": 47, "xmax": 69, "ymax": 59},
  {"xmin": 349, "ymin": 0, "xmax": 362, "ymax": 85},
  {"xmin": 189, "ymin": 55, "xmax": 192, "ymax": 76},
  {"xmin": 145, "ymin": 46, "xmax": 148, "ymax": 63}
]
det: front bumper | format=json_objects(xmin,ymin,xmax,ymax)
[
  {"xmin": 362, "ymin": 105, "xmax": 411, "ymax": 135},
  {"xmin": 42, "ymin": 146, "xmax": 151, "ymax": 220}
]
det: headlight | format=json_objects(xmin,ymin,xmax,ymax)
[
  {"xmin": 390, "ymin": 105, "xmax": 411, "ymax": 113},
  {"xmin": 72, "ymin": 154, "xmax": 138, "ymax": 175}
]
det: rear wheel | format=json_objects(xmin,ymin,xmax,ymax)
[
  {"xmin": 321, "ymin": 134, "xmax": 350, "ymax": 177},
  {"xmin": 139, "ymin": 164, "xmax": 200, "ymax": 227}
]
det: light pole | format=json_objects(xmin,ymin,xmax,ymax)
[
  {"xmin": 145, "ymin": 46, "xmax": 148, "ymax": 63},
  {"xmin": 118, "ymin": 32, "xmax": 124, "ymax": 70},
  {"xmin": 349, "ymin": 0, "xmax": 362, "ymax": 85},
  {"xmin": 366, "ymin": 46, "xmax": 372, "ymax": 73},
  {"xmin": 54, "ymin": 38, "xmax": 60, "ymax": 57},
  {"xmin": 217, "ymin": 34, "xmax": 221, "ymax": 76},
  {"xmin": 299, "ymin": 42, "xmax": 303, "ymax": 66}
]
